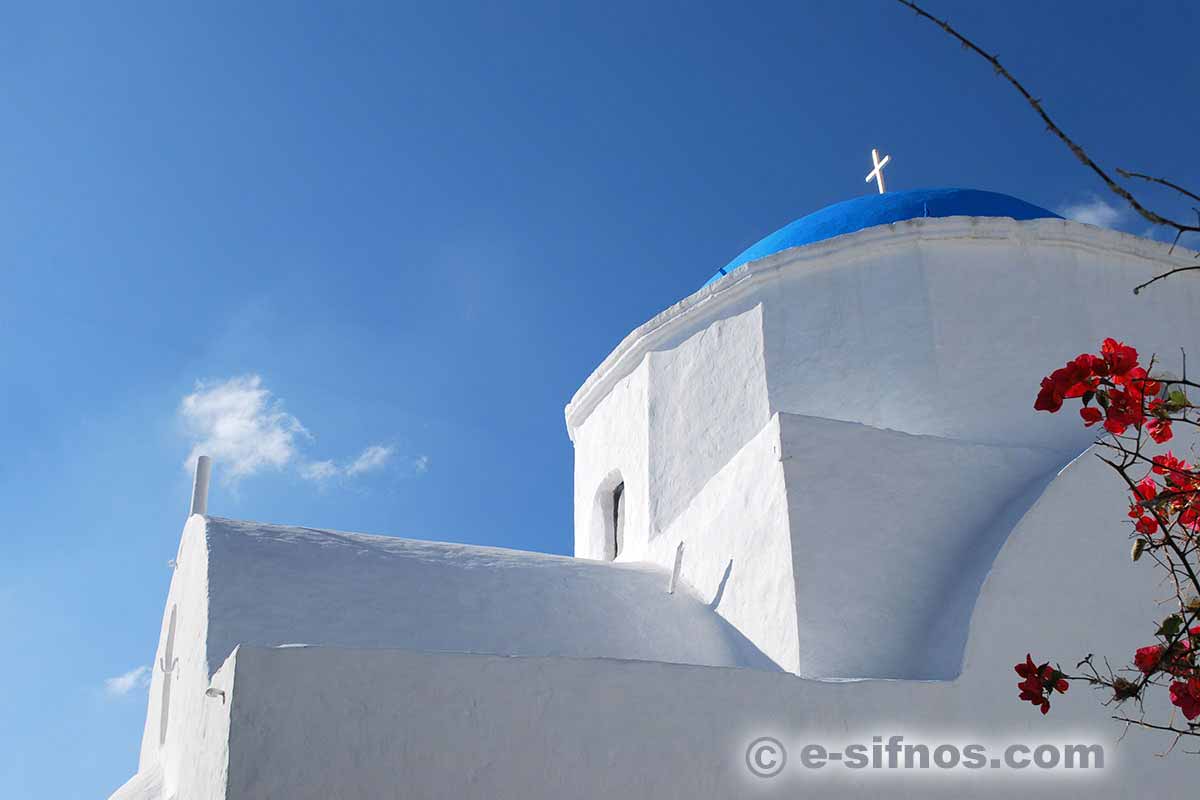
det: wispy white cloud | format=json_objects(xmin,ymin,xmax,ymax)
[
  {"xmin": 180, "ymin": 375, "xmax": 417, "ymax": 486},
  {"xmin": 1141, "ymin": 225, "xmax": 1200, "ymax": 250},
  {"xmin": 301, "ymin": 445, "xmax": 398, "ymax": 482},
  {"xmin": 180, "ymin": 375, "xmax": 308, "ymax": 481},
  {"xmin": 413, "ymin": 455, "xmax": 430, "ymax": 474},
  {"xmin": 346, "ymin": 445, "xmax": 394, "ymax": 477},
  {"xmin": 299, "ymin": 460, "xmax": 340, "ymax": 481},
  {"xmin": 104, "ymin": 665, "xmax": 151, "ymax": 697},
  {"xmin": 1061, "ymin": 196, "xmax": 1125, "ymax": 229}
]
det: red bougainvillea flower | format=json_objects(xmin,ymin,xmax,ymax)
[
  {"xmin": 1035, "ymin": 355, "xmax": 1105, "ymax": 413},
  {"xmin": 1103, "ymin": 388, "xmax": 1144, "ymax": 435},
  {"xmin": 1181, "ymin": 503, "xmax": 1200, "ymax": 533},
  {"xmin": 1135, "ymin": 645, "xmax": 1164, "ymax": 675},
  {"xmin": 1101, "ymin": 338, "xmax": 1139, "ymax": 382},
  {"xmin": 1169, "ymin": 677, "xmax": 1200, "ymax": 720},
  {"xmin": 1034, "ymin": 339, "xmax": 1167, "ymax": 440},
  {"xmin": 1133, "ymin": 627, "xmax": 1200, "ymax": 677},
  {"xmin": 1034, "ymin": 378, "xmax": 1064, "ymax": 413},
  {"xmin": 1015, "ymin": 654, "xmax": 1068, "ymax": 715},
  {"xmin": 1163, "ymin": 630, "xmax": 1198, "ymax": 677},
  {"xmin": 1142, "ymin": 452, "xmax": 1200, "ymax": 531},
  {"xmin": 1146, "ymin": 399, "xmax": 1173, "ymax": 443},
  {"xmin": 1015, "ymin": 654, "xmax": 1037, "ymax": 678},
  {"xmin": 1127, "ymin": 475, "xmax": 1156, "ymax": 520},
  {"xmin": 1121, "ymin": 365, "xmax": 1161, "ymax": 398},
  {"xmin": 1066, "ymin": 355, "xmax": 1105, "ymax": 395},
  {"xmin": 1148, "ymin": 417, "xmax": 1173, "ymax": 444},
  {"xmin": 1134, "ymin": 516, "xmax": 1159, "ymax": 536},
  {"xmin": 1152, "ymin": 452, "xmax": 1191, "ymax": 481},
  {"xmin": 1168, "ymin": 646, "xmax": 1197, "ymax": 678}
]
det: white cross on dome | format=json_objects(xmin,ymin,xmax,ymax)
[{"xmin": 865, "ymin": 148, "xmax": 891, "ymax": 193}]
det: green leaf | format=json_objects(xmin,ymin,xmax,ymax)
[{"xmin": 1157, "ymin": 614, "xmax": 1184, "ymax": 638}]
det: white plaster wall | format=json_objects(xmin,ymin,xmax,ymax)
[
  {"xmin": 174, "ymin": 652, "xmax": 234, "ymax": 799},
  {"xmin": 200, "ymin": 516, "xmax": 767, "ymax": 671},
  {"xmin": 120, "ymin": 514, "xmax": 231, "ymax": 800},
  {"xmin": 572, "ymin": 303, "xmax": 773, "ymax": 567},
  {"xmin": 571, "ymin": 360, "xmax": 650, "ymax": 560},
  {"xmin": 216, "ymin": 643, "xmax": 1192, "ymax": 799},
  {"xmin": 570, "ymin": 304, "xmax": 794, "ymax": 671},
  {"xmin": 761, "ymin": 244, "xmax": 938, "ymax": 438},
  {"xmin": 115, "ymin": 514, "xmax": 783, "ymax": 798},
  {"xmin": 963, "ymin": 437, "xmax": 1197, "ymax": 694},
  {"xmin": 753, "ymin": 219, "xmax": 1200, "ymax": 451},
  {"xmin": 643, "ymin": 414, "xmax": 800, "ymax": 673},
  {"xmin": 914, "ymin": 231, "xmax": 1200, "ymax": 448},
  {"xmin": 646, "ymin": 303, "xmax": 770, "ymax": 535},
  {"xmin": 107, "ymin": 765, "xmax": 163, "ymax": 800},
  {"xmin": 118, "ymin": 648, "xmax": 232, "ymax": 800},
  {"xmin": 566, "ymin": 218, "xmax": 1199, "ymax": 681},
  {"xmin": 568, "ymin": 218, "xmax": 1200, "ymax": 458},
  {"xmin": 780, "ymin": 412, "xmax": 1065, "ymax": 679}
]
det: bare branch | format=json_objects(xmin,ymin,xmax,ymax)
[
  {"xmin": 1113, "ymin": 716, "xmax": 1200, "ymax": 739},
  {"xmin": 895, "ymin": 1, "xmax": 1200, "ymax": 240},
  {"xmin": 1117, "ymin": 169, "xmax": 1200, "ymax": 206},
  {"xmin": 1134, "ymin": 265, "xmax": 1200, "ymax": 295}
]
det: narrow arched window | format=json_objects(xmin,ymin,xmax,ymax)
[{"xmin": 611, "ymin": 481, "xmax": 625, "ymax": 559}]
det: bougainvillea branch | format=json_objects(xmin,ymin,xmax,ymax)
[
  {"xmin": 1028, "ymin": 338, "xmax": 1200, "ymax": 746},
  {"xmin": 889, "ymin": 3, "xmax": 1200, "ymax": 745},
  {"xmin": 895, "ymin": 0, "xmax": 1200, "ymax": 292}
]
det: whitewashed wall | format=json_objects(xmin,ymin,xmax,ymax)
[
  {"xmin": 124, "ymin": 515, "xmax": 230, "ymax": 800},
  {"xmin": 572, "ymin": 361, "xmax": 650, "ymax": 560},
  {"xmin": 211, "ymin": 446, "xmax": 1200, "ymax": 798},
  {"xmin": 118, "ymin": 441, "xmax": 1198, "ymax": 799},
  {"xmin": 646, "ymin": 414, "xmax": 799, "ymax": 672},
  {"xmin": 569, "ymin": 219, "xmax": 1200, "ymax": 524},
  {"xmin": 112, "ymin": 515, "xmax": 779, "ymax": 797},
  {"xmin": 759, "ymin": 222, "xmax": 1200, "ymax": 449},
  {"xmin": 214, "ymin": 622, "xmax": 1192, "ymax": 800},
  {"xmin": 780, "ymin": 412, "xmax": 1062, "ymax": 679},
  {"xmin": 646, "ymin": 303, "xmax": 770, "ymax": 534},
  {"xmin": 567, "ymin": 218, "xmax": 1200, "ymax": 681}
]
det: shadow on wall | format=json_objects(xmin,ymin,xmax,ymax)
[
  {"xmin": 920, "ymin": 464, "xmax": 1070, "ymax": 679},
  {"xmin": 708, "ymin": 559, "xmax": 732, "ymax": 611},
  {"xmin": 709, "ymin": 603, "xmax": 782, "ymax": 673},
  {"xmin": 159, "ymin": 605, "xmax": 179, "ymax": 746},
  {"xmin": 695, "ymin": 558, "xmax": 781, "ymax": 671}
]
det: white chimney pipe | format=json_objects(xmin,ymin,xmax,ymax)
[{"xmin": 190, "ymin": 455, "xmax": 212, "ymax": 516}]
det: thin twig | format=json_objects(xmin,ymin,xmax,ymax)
[
  {"xmin": 1113, "ymin": 717, "xmax": 1200, "ymax": 738},
  {"xmin": 895, "ymin": 1, "xmax": 1200, "ymax": 254},
  {"xmin": 1134, "ymin": 265, "xmax": 1200, "ymax": 295},
  {"xmin": 1117, "ymin": 169, "xmax": 1200, "ymax": 205}
]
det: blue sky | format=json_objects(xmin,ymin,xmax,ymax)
[{"xmin": 2, "ymin": 1, "xmax": 1198, "ymax": 796}]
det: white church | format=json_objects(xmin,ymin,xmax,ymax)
[{"xmin": 112, "ymin": 183, "xmax": 1200, "ymax": 798}]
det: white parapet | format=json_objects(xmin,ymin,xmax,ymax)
[{"xmin": 190, "ymin": 456, "xmax": 212, "ymax": 517}]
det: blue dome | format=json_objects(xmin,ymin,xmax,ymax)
[{"xmin": 705, "ymin": 188, "xmax": 1061, "ymax": 287}]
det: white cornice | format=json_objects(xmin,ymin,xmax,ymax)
[{"xmin": 563, "ymin": 216, "xmax": 1199, "ymax": 442}]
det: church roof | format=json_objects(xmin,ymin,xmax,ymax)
[
  {"xmin": 200, "ymin": 516, "xmax": 778, "ymax": 672},
  {"xmin": 704, "ymin": 187, "xmax": 1061, "ymax": 286}
]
